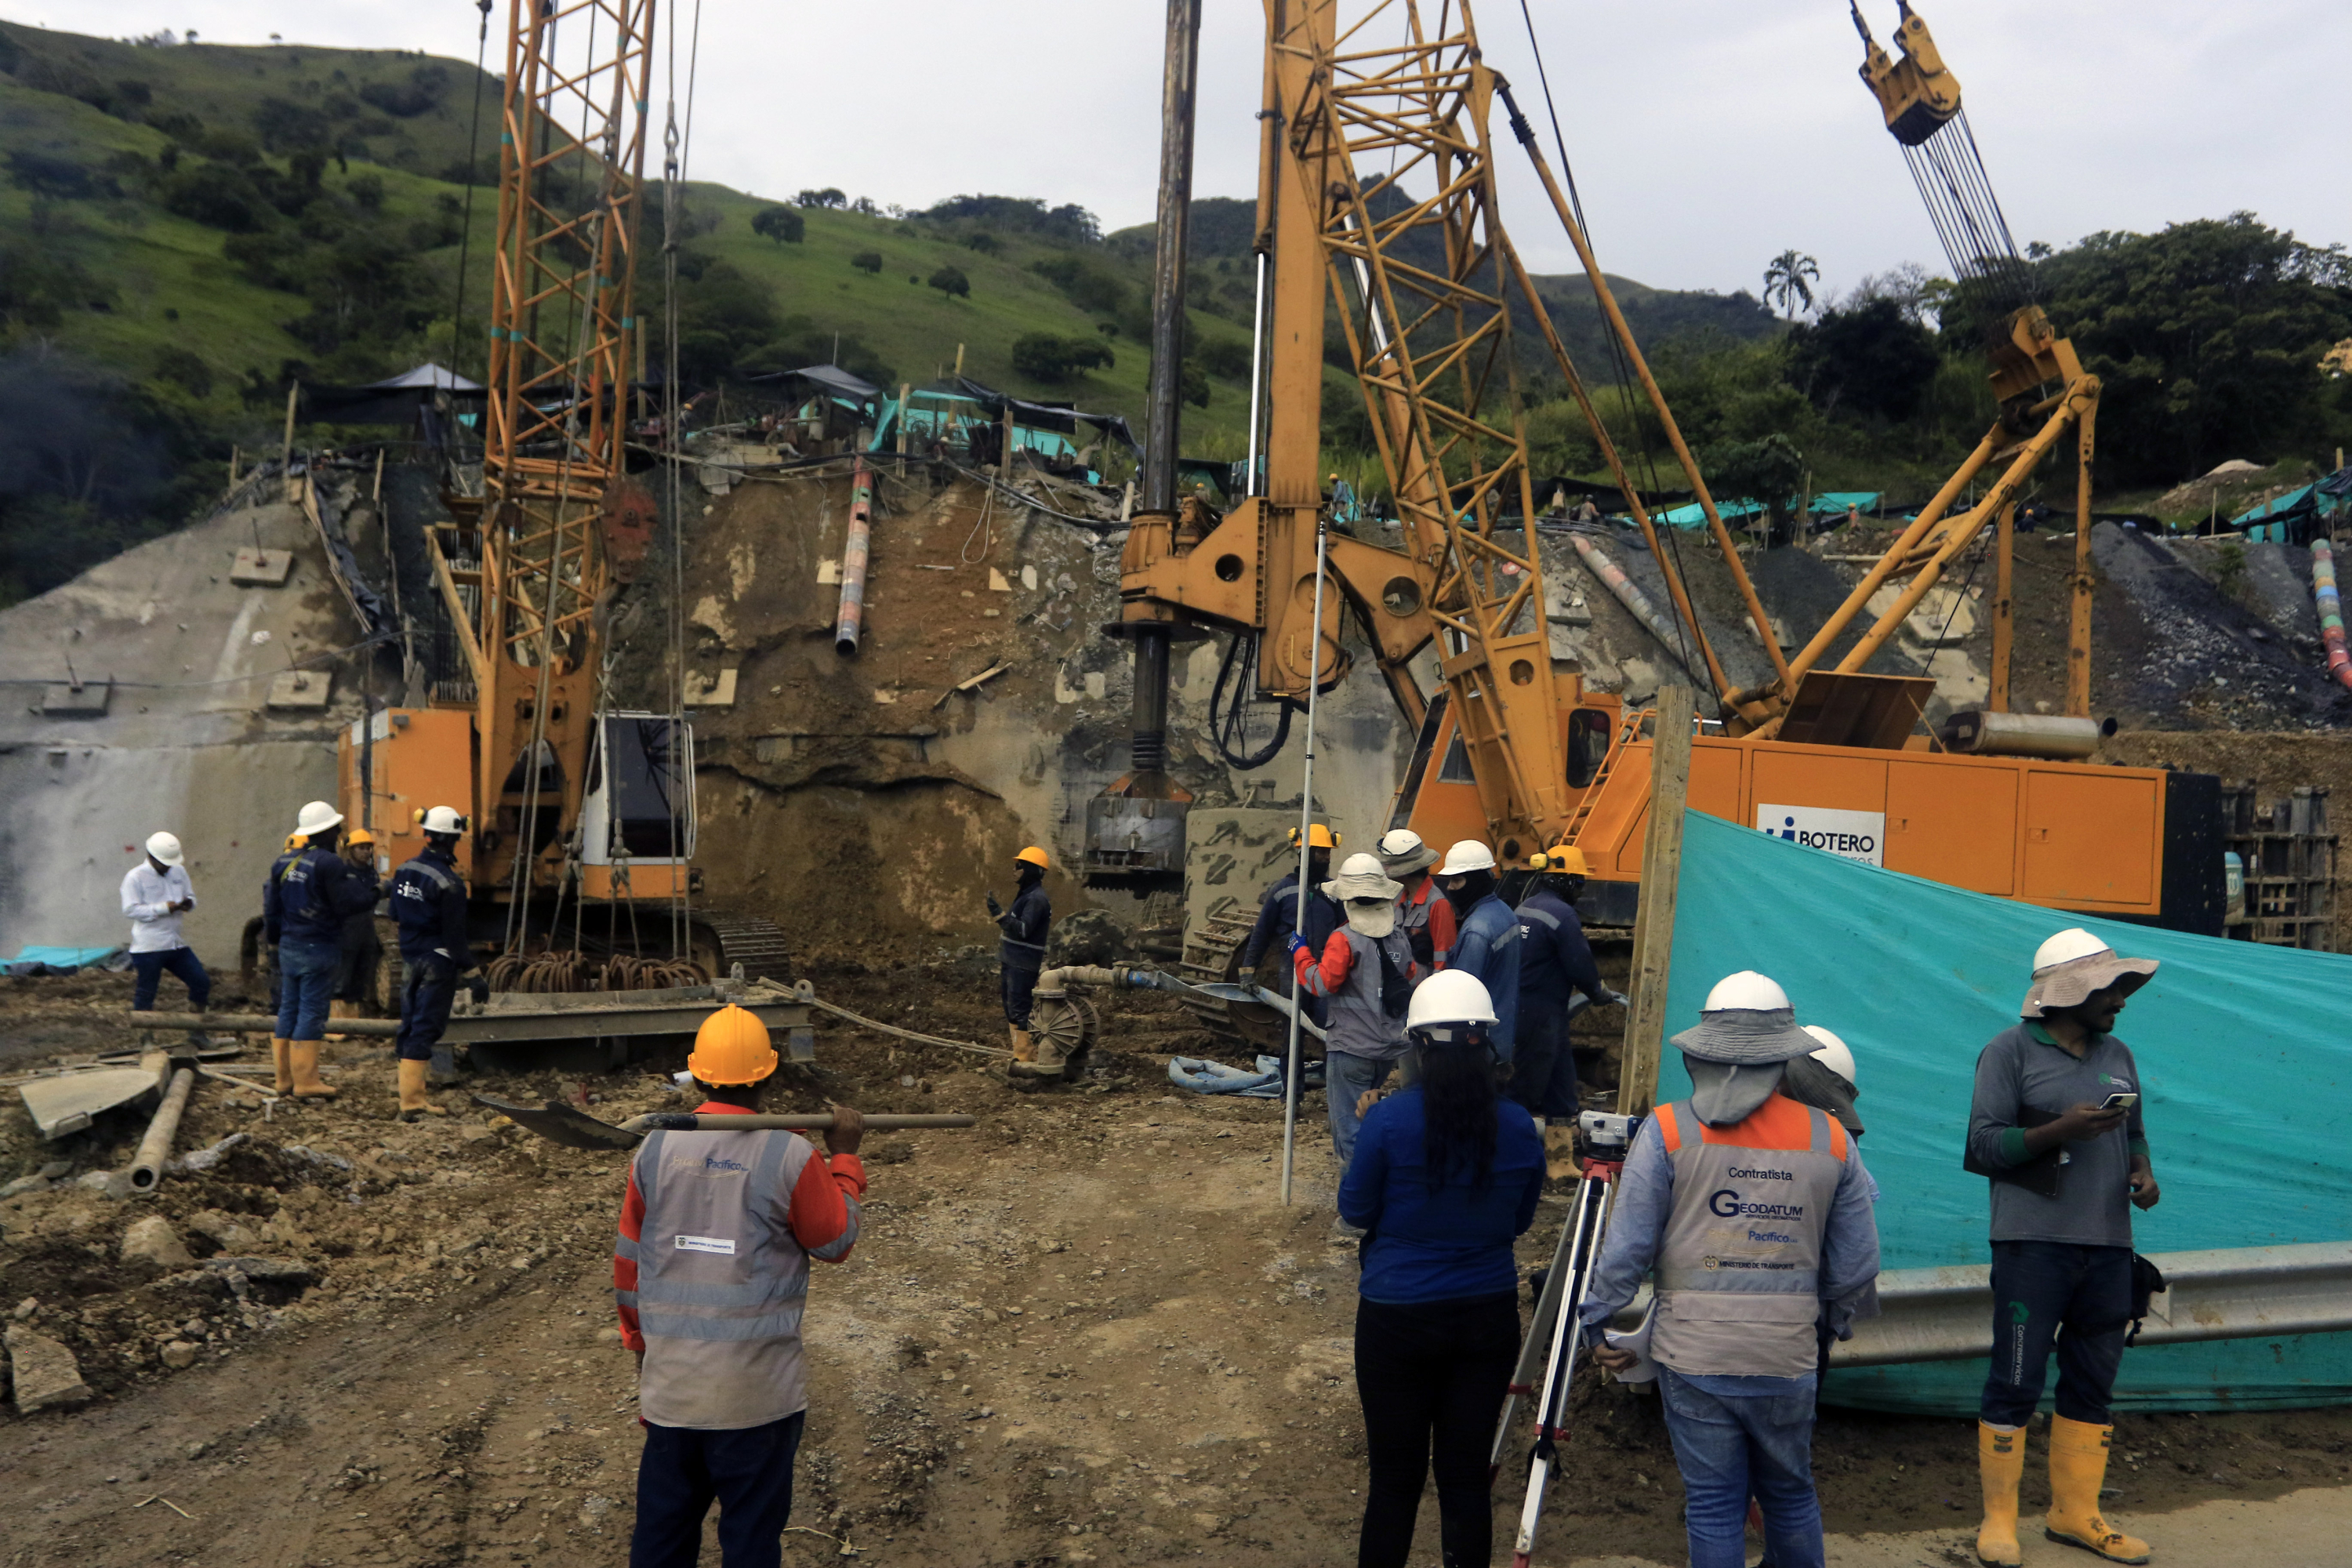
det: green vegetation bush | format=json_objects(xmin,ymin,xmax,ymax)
[
  {"xmin": 851, "ymin": 251, "xmax": 883, "ymax": 274},
  {"xmin": 1010, "ymin": 332, "xmax": 1114, "ymax": 383},
  {"xmin": 750, "ymin": 205, "xmax": 804, "ymax": 245},
  {"xmin": 927, "ymin": 265, "xmax": 971, "ymax": 299}
]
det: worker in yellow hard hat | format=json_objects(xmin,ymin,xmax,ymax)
[
  {"xmin": 1242, "ymin": 822, "xmax": 1344, "ymax": 1028},
  {"xmin": 326, "ymin": 827, "xmax": 383, "ymax": 1044},
  {"xmin": 987, "ymin": 846, "xmax": 1057, "ymax": 1076},
  {"xmin": 615, "ymin": 1004, "xmax": 866, "ymax": 1563},
  {"xmin": 1512, "ymin": 846, "xmax": 1627, "ymax": 1118}
]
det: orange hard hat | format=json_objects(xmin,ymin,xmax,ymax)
[
  {"xmin": 1014, "ymin": 845, "xmax": 1050, "ymax": 869},
  {"xmin": 346, "ymin": 827, "xmax": 376, "ymax": 848},
  {"xmin": 1530, "ymin": 845, "xmax": 1588, "ymax": 876},
  {"xmin": 687, "ymin": 1004, "xmax": 778, "ymax": 1086}
]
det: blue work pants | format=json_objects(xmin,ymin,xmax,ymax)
[
  {"xmin": 1658, "ymin": 1366, "xmax": 1824, "ymax": 1568},
  {"xmin": 396, "ymin": 959, "xmax": 457, "ymax": 1063},
  {"xmin": 131, "ymin": 947, "xmax": 211, "ymax": 1012},
  {"xmin": 630, "ymin": 1410, "xmax": 804, "ymax": 1568},
  {"xmin": 1324, "ymin": 1050, "xmax": 1396, "ymax": 1169},
  {"xmin": 275, "ymin": 938, "xmax": 338, "ymax": 1040}
]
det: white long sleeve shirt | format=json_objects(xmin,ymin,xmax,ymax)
[{"xmin": 121, "ymin": 862, "xmax": 196, "ymax": 953}]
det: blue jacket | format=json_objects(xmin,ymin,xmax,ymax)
[
  {"xmin": 1339, "ymin": 1084, "xmax": 1545, "ymax": 1304},
  {"xmin": 1240, "ymin": 870, "xmax": 1341, "ymax": 968},
  {"xmin": 265, "ymin": 846, "xmax": 378, "ymax": 948},
  {"xmin": 1446, "ymin": 893, "xmax": 1523, "ymax": 1057},
  {"xmin": 1515, "ymin": 887, "xmax": 1603, "ymax": 1009},
  {"xmin": 996, "ymin": 880, "xmax": 1051, "ymax": 971},
  {"xmin": 390, "ymin": 846, "xmax": 473, "ymax": 969}
]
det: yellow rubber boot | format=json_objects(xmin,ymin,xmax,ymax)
[
  {"xmin": 396, "ymin": 1058, "xmax": 447, "ymax": 1121},
  {"xmin": 272, "ymin": 1037, "xmax": 294, "ymax": 1095},
  {"xmin": 2045, "ymin": 1414, "xmax": 2150, "ymax": 1563},
  {"xmin": 288, "ymin": 1040, "xmax": 339, "ymax": 1099},
  {"xmin": 1009, "ymin": 1026, "xmax": 1035, "ymax": 1063},
  {"xmin": 1976, "ymin": 1422, "xmax": 2026, "ymax": 1567}
]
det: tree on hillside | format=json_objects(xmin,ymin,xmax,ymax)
[
  {"xmin": 794, "ymin": 187, "xmax": 846, "ymax": 209},
  {"xmin": 1011, "ymin": 332, "xmax": 1114, "ymax": 383},
  {"xmin": 927, "ymin": 265, "xmax": 971, "ymax": 299},
  {"xmin": 751, "ymin": 205, "xmax": 804, "ymax": 245},
  {"xmin": 851, "ymin": 250, "xmax": 883, "ymax": 274},
  {"xmin": 2036, "ymin": 212, "xmax": 2352, "ymax": 482},
  {"xmin": 1762, "ymin": 250, "xmax": 1820, "ymax": 321},
  {"xmin": 1786, "ymin": 299, "xmax": 1940, "ymax": 423},
  {"xmin": 1700, "ymin": 433, "xmax": 1806, "ymax": 532}
]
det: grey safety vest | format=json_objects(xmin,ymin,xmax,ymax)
[
  {"xmin": 1650, "ymin": 1094, "xmax": 1850, "ymax": 1379},
  {"xmin": 1316, "ymin": 927, "xmax": 1414, "ymax": 1062},
  {"xmin": 619, "ymin": 1126, "xmax": 849, "ymax": 1428}
]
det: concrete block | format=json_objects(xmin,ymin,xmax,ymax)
[
  {"xmin": 229, "ymin": 548, "xmax": 294, "ymax": 586},
  {"xmin": 264, "ymin": 670, "xmax": 334, "ymax": 710},
  {"xmin": 5, "ymin": 1325, "xmax": 93, "ymax": 1413},
  {"xmin": 683, "ymin": 669, "xmax": 737, "ymax": 708},
  {"xmin": 121, "ymin": 1215, "xmax": 193, "ymax": 1268}
]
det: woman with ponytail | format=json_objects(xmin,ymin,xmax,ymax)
[{"xmin": 1339, "ymin": 970, "xmax": 1546, "ymax": 1568}]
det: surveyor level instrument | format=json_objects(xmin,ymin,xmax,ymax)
[
  {"xmin": 474, "ymin": 1094, "xmax": 976, "ymax": 1152},
  {"xmin": 1498, "ymin": 1109, "xmax": 1639, "ymax": 1568}
]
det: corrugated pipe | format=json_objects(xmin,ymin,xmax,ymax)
[
  {"xmin": 2312, "ymin": 538, "xmax": 2352, "ymax": 691},
  {"xmin": 1568, "ymin": 532, "xmax": 1704, "ymax": 684},
  {"xmin": 834, "ymin": 458, "xmax": 874, "ymax": 655}
]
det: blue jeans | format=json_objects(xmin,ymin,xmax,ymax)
[
  {"xmin": 1981, "ymin": 1240, "xmax": 2132, "ymax": 1426},
  {"xmin": 1325, "ymin": 1050, "xmax": 1396, "ymax": 1168},
  {"xmin": 131, "ymin": 947, "xmax": 210, "ymax": 1011},
  {"xmin": 276, "ymin": 938, "xmax": 339, "ymax": 1040},
  {"xmin": 396, "ymin": 958, "xmax": 456, "ymax": 1064},
  {"xmin": 630, "ymin": 1410, "xmax": 804, "ymax": 1568},
  {"xmin": 1658, "ymin": 1366, "xmax": 1824, "ymax": 1568}
]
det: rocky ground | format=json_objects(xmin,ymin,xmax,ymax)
[{"xmin": 4, "ymin": 964, "xmax": 2351, "ymax": 1567}]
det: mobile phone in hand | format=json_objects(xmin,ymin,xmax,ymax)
[{"xmin": 2099, "ymin": 1091, "xmax": 2139, "ymax": 1112}]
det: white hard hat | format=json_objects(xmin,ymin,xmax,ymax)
[
  {"xmin": 295, "ymin": 800, "xmax": 345, "ymax": 836},
  {"xmin": 1334, "ymin": 851, "xmax": 1388, "ymax": 880},
  {"xmin": 1436, "ymin": 839, "xmax": 1497, "ymax": 875},
  {"xmin": 1801, "ymin": 1024, "xmax": 1856, "ymax": 1089},
  {"xmin": 2031, "ymin": 927, "xmax": 2111, "ymax": 973},
  {"xmin": 1405, "ymin": 969, "xmax": 1498, "ymax": 1033},
  {"xmin": 144, "ymin": 831, "xmax": 184, "ymax": 867},
  {"xmin": 419, "ymin": 804, "xmax": 469, "ymax": 835},
  {"xmin": 1377, "ymin": 829, "xmax": 1424, "ymax": 858},
  {"xmin": 1701, "ymin": 970, "xmax": 1792, "ymax": 1014}
]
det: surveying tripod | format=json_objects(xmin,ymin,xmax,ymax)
[{"xmin": 1492, "ymin": 1109, "xmax": 1641, "ymax": 1568}]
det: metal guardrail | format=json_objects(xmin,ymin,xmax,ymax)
[{"xmin": 1829, "ymin": 1241, "xmax": 2352, "ymax": 1367}]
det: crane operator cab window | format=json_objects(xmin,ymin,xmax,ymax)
[
  {"xmin": 1565, "ymin": 708, "xmax": 1611, "ymax": 789},
  {"xmin": 582, "ymin": 713, "xmax": 696, "ymax": 864}
]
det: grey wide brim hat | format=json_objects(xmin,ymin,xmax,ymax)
[
  {"xmin": 1669, "ymin": 1006, "xmax": 1819, "ymax": 1066},
  {"xmin": 1376, "ymin": 840, "xmax": 1439, "ymax": 877},
  {"xmin": 2020, "ymin": 952, "xmax": 2159, "ymax": 1019},
  {"xmin": 1323, "ymin": 866, "xmax": 1405, "ymax": 902}
]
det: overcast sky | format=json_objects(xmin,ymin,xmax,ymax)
[{"xmin": 20, "ymin": 0, "xmax": 2350, "ymax": 303}]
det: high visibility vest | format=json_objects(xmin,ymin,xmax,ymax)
[
  {"xmin": 619, "ymin": 1127, "xmax": 848, "ymax": 1428},
  {"xmin": 1651, "ymin": 1094, "xmax": 1850, "ymax": 1379}
]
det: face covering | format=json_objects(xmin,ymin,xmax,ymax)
[
  {"xmin": 1442, "ymin": 868, "xmax": 1495, "ymax": 916},
  {"xmin": 1344, "ymin": 898, "xmax": 1397, "ymax": 938}
]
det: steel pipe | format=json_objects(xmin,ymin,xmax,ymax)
[
  {"xmin": 2313, "ymin": 539, "xmax": 2352, "ymax": 691},
  {"xmin": 129, "ymin": 1067, "xmax": 195, "ymax": 1196},
  {"xmin": 127, "ymin": 1011, "xmax": 400, "ymax": 1037},
  {"xmin": 1569, "ymin": 534, "xmax": 1705, "ymax": 684},
  {"xmin": 834, "ymin": 457, "xmax": 874, "ymax": 655},
  {"xmin": 1941, "ymin": 709, "xmax": 2103, "ymax": 759}
]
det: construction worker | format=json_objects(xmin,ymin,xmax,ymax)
[
  {"xmin": 1375, "ymin": 829, "xmax": 1454, "ymax": 968},
  {"xmin": 390, "ymin": 806, "xmax": 488, "ymax": 1120},
  {"xmin": 1433, "ymin": 840, "xmax": 1520, "ymax": 1064},
  {"xmin": 328, "ymin": 826, "xmax": 384, "ymax": 1038},
  {"xmin": 1786, "ymin": 1023, "xmax": 1864, "ymax": 1140},
  {"xmin": 264, "ymin": 831, "xmax": 304, "ymax": 1025},
  {"xmin": 1338, "ymin": 971, "xmax": 1544, "ymax": 1568},
  {"xmin": 1512, "ymin": 847, "xmax": 1624, "ymax": 1115},
  {"xmin": 988, "ymin": 846, "xmax": 1053, "ymax": 1076},
  {"xmin": 1965, "ymin": 930, "xmax": 2162, "ymax": 1567},
  {"xmin": 1240, "ymin": 823, "xmax": 1343, "ymax": 1025},
  {"xmin": 263, "ymin": 800, "xmax": 379, "ymax": 1100},
  {"xmin": 615, "ymin": 1005, "xmax": 866, "ymax": 1566},
  {"xmin": 1584, "ymin": 971, "xmax": 1881, "ymax": 1568},
  {"xmin": 122, "ymin": 830, "xmax": 211, "ymax": 1017},
  {"xmin": 1290, "ymin": 852, "xmax": 1417, "ymax": 1167}
]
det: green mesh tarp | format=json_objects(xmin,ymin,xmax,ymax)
[{"xmin": 1654, "ymin": 809, "xmax": 2352, "ymax": 1414}]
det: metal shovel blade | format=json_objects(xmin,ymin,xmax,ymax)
[{"xmin": 474, "ymin": 1094, "xmax": 648, "ymax": 1150}]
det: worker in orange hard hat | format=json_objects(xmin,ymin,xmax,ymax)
[
  {"xmin": 1512, "ymin": 846, "xmax": 1626, "ymax": 1119},
  {"xmin": 615, "ymin": 1004, "xmax": 866, "ymax": 1565},
  {"xmin": 1242, "ymin": 822, "xmax": 1344, "ymax": 1028},
  {"xmin": 987, "ymin": 847, "xmax": 1056, "ymax": 1076}
]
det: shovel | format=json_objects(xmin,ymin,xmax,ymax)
[{"xmin": 473, "ymin": 1094, "xmax": 976, "ymax": 1152}]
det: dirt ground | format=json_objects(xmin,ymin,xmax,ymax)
[{"xmin": 5, "ymin": 963, "xmax": 2351, "ymax": 1568}]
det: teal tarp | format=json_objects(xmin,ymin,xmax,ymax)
[
  {"xmin": 1808, "ymin": 490, "xmax": 1882, "ymax": 515},
  {"xmin": 2230, "ymin": 484, "xmax": 2313, "ymax": 528},
  {"xmin": 1658, "ymin": 810, "xmax": 2352, "ymax": 1414},
  {"xmin": 1657, "ymin": 497, "xmax": 1766, "ymax": 528}
]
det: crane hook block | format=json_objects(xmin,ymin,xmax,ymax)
[{"xmin": 1854, "ymin": 2, "xmax": 1962, "ymax": 147}]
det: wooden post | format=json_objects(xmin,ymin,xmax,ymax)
[
  {"xmin": 1000, "ymin": 403, "xmax": 1016, "ymax": 475},
  {"xmin": 227, "ymin": 445, "xmax": 241, "ymax": 492},
  {"xmin": 953, "ymin": 342, "xmax": 965, "ymax": 378},
  {"xmin": 372, "ymin": 448, "xmax": 386, "ymax": 504},
  {"xmin": 895, "ymin": 381, "xmax": 912, "ymax": 477},
  {"xmin": 1617, "ymin": 683, "xmax": 1695, "ymax": 1118},
  {"xmin": 281, "ymin": 383, "xmax": 299, "ymax": 503}
]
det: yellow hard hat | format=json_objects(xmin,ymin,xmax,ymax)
[
  {"xmin": 346, "ymin": 827, "xmax": 376, "ymax": 848},
  {"xmin": 687, "ymin": 1005, "xmax": 778, "ymax": 1087},
  {"xmin": 284, "ymin": 832, "xmax": 307, "ymax": 851},
  {"xmin": 1287, "ymin": 823, "xmax": 1338, "ymax": 850},
  {"xmin": 1014, "ymin": 845, "xmax": 1050, "ymax": 869},
  {"xmin": 1530, "ymin": 846, "xmax": 1588, "ymax": 876}
]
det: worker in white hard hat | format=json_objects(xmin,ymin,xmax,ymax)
[
  {"xmin": 1434, "ymin": 840, "xmax": 1521, "ymax": 1064},
  {"xmin": 122, "ymin": 830, "xmax": 211, "ymax": 1017},
  {"xmin": 1778, "ymin": 1022, "xmax": 1864, "ymax": 1140},
  {"xmin": 1338, "ymin": 971, "xmax": 1544, "ymax": 1568},
  {"xmin": 1965, "ymin": 930, "xmax": 2162, "ymax": 1568},
  {"xmin": 1375, "ymin": 828, "xmax": 1455, "ymax": 967},
  {"xmin": 263, "ymin": 800, "xmax": 379, "ymax": 1099},
  {"xmin": 1583, "ymin": 971, "xmax": 1880, "ymax": 1568},
  {"xmin": 388, "ymin": 806, "xmax": 489, "ymax": 1120}
]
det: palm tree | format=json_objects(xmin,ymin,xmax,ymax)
[{"xmin": 1762, "ymin": 250, "xmax": 1821, "ymax": 322}]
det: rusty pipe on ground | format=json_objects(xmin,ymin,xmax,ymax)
[
  {"xmin": 834, "ymin": 457, "xmax": 874, "ymax": 655},
  {"xmin": 126, "ymin": 1011, "xmax": 400, "ymax": 1036},
  {"xmin": 129, "ymin": 1067, "xmax": 195, "ymax": 1196},
  {"xmin": 1568, "ymin": 534, "xmax": 1705, "ymax": 686},
  {"xmin": 2314, "ymin": 539, "xmax": 2352, "ymax": 691}
]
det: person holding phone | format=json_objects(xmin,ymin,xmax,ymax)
[{"xmin": 1963, "ymin": 929, "xmax": 2162, "ymax": 1567}]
